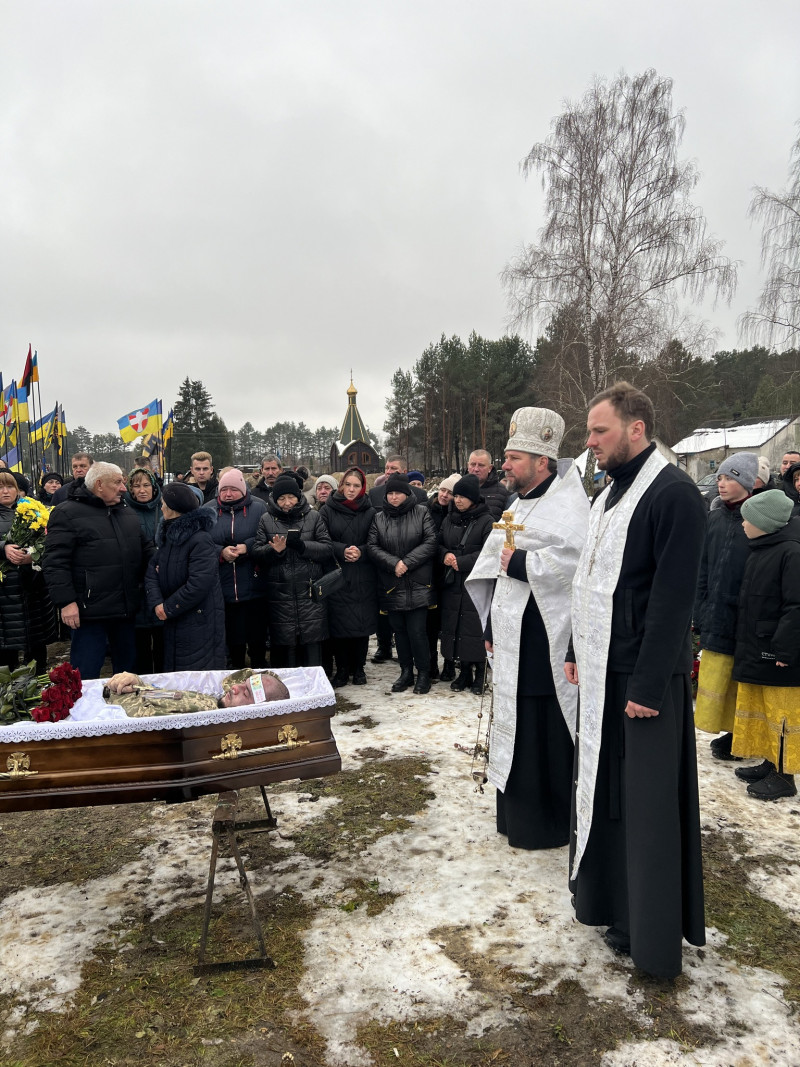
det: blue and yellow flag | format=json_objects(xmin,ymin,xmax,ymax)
[
  {"xmin": 117, "ymin": 399, "xmax": 162, "ymax": 443},
  {"xmin": 162, "ymin": 407, "xmax": 174, "ymax": 448},
  {"xmin": 30, "ymin": 405, "xmax": 58, "ymax": 447}
]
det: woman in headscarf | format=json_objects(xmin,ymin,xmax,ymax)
[
  {"xmin": 144, "ymin": 482, "xmax": 225, "ymax": 671},
  {"xmin": 251, "ymin": 473, "xmax": 333, "ymax": 667},
  {"xmin": 426, "ymin": 474, "xmax": 460, "ymax": 681},
  {"xmin": 318, "ymin": 467, "xmax": 377, "ymax": 686}
]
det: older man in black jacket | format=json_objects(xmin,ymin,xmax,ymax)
[{"xmin": 43, "ymin": 461, "xmax": 154, "ymax": 680}]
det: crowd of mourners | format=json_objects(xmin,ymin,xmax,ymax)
[{"xmin": 0, "ymin": 447, "xmax": 514, "ymax": 696}]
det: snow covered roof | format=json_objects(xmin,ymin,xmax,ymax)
[{"xmin": 673, "ymin": 418, "xmax": 794, "ymax": 454}]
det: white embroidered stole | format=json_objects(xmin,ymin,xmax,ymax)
[{"xmin": 570, "ymin": 449, "xmax": 667, "ymax": 879}]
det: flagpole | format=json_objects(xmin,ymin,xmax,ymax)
[{"xmin": 32, "ymin": 351, "xmax": 44, "ymax": 482}]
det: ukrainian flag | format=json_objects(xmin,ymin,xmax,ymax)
[{"xmin": 117, "ymin": 399, "xmax": 162, "ymax": 443}]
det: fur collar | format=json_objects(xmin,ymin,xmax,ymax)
[{"xmin": 157, "ymin": 507, "xmax": 214, "ymax": 546}]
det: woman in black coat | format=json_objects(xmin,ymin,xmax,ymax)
[
  {"xmin": 367, "ymin": 472, "xmax": 437, "ymax": 694},
  {"xmin": 251, "ymin": 473, "xmax": 333, "ymax": 668},
  {"xmin": 144, "ymin": 482, "xmax": 225, "ymax": 672},
  {"xmin": 37, "ymin": 472, "xmax": 63, "ymax": 506},
  {"xmin": 319, "ymin": 467, "xmax": 377, "ymax": 687},
  {"xmin": 438, "ymin": 475, "xmax": 493, "ymax": 694},
  {"xmin": 0, "ymin": 473, "xmax": 57, "ymax": 673},
  {"xmin": 209, "ymin": 468, "xmax": 269, "ymax": 669}
]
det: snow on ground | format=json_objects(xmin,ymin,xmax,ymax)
[{"xmin": 2, "ymin": 661, "xmax": 800, "ymax": 1065}]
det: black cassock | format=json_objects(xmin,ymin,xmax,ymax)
[{"xmin": 568, "ymin": 445, "xmax": 708, "ymax": 979}]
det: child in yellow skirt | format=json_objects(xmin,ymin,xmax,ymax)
[
  {"xmin": 693, "ymin": 452, "xmax": 757, "ymax": 758},
  {"xmin": 731, "ymin": 490, "xmax": 800, "ymax": 800}
]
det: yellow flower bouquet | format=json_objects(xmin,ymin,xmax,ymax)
[{"xmin": 0, "ymin": 496, "xmax": 51, "ymax": 582}]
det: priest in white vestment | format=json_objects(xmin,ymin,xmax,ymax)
[{"xmin": 467, "ymin": 407, "xmax": 589, "ymax": 849}]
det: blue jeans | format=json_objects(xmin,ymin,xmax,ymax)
[{"xmin": 70, "ymin": 619, "xmax": 137, "ymax": 681}]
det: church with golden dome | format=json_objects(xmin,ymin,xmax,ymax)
[{"xmin": 330, "ymin": 378, "xmax": 382, "ymax": 473}]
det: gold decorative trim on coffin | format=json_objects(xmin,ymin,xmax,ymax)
[
  {"xmin": 0, "ymin": 751, "xmax": 39, "ymax": 779},
  {"xmin": 212, "ymin": 723, "xmax": 309, "ymax": 761}
]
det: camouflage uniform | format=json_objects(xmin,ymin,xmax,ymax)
[{"xmin": 105, "ymin": 669, "xmax": 263, "ymax": 717}]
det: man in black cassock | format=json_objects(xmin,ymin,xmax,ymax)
[{"xmin": 566, "ymin": 381, "xmax": 707, "ymax": 979}]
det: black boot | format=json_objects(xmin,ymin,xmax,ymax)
[
  {"xmin": 710, "ymin": 732, "xmax": 741, "ymax": 761},
  {"xmin": 747, "ymin": 769, "xmax": 797, "ymax": 800},
  {"xmin": 470, "ymin": 662, "xmax": 486, "ymax": 695},
  {"xmin": 450, "ymin": 663, "xmax": 474, "ymax": 692},
  {"xmin": 413, "ymin": 672, "xmax": 431, "ymax": 694},
  {"xmin": 352, "ymin": 667, "xmax": 367, "ymax": 685},
  {"xmin": 429, "ymin": 659, "xmax": 440, "ymax": 682},
  {"xmin": 440, "ymin": 659, "xmax": 456, "ymax": 682},
  {"xmin": 371, "ymin": 646, "xmax": 393, "ymax": 664},
  {"xmin": 391, "ymin": 667, "xmax": 415, "ymax": 692},
  {"xmin": 331, "ymin": 666, "xmax": 349, "ymax": 688},
  {"xmin": 735, "ymin": 759, "xmax": 774, "ymax": 783}
]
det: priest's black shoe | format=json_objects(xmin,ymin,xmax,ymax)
[
  {"xmin": 471, "ymin": 663, "xmax": 486, "ymax": 695},
  {"xmin": 735, "ymin": 759, "xmax": 774, "ymax": 783},
  {"xmin": 413, "ymin": 672, "xmax": 431, "ymax": 694},
  {"xmin": 450, "ymin": 665, "xmax": 474, "ymax": 692},
  {"xmin": 747, "ymin": 770, "xmax": 797, "ymax": 800},
  {"xmin": 710, "ymin": 732, "xmax": 741, "ymax": 761},
  {"xmin": 371, "ymin": 647, "xmax": 393, "ymax": 664},
  {"xmin": 603, "ymin": 927, "xmax": 631, "ymax": 956},
  {"xmin": 391, "ymin": 667, "xmax": 415, "ymax": 692},
  {"xmin": 440, "ymin": 659, "xmax": 456, "ymax": 682},
  {"xmin": 352, "ymin": 668, "xmax": 367, "ymax": 685},
  {"xmin": 331, "ymin": 667, "xmax": 349, "ymax": 688}
]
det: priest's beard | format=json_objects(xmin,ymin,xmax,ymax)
[{"xmin": 599, "ymin": 439, "xmax": 633, "ymax": 473}]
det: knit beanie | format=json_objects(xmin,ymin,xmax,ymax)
[
  {"xmin": 162, "ymin": 481, "xmax": 200, "ymax": 513},
  {"xmin": 314, "ymin": 475, "xmax": 338, "ymax": 493},
  {"xmin": 41, "ymin": 472, "xmax": 63, "ymax": 487},
  {"xmin": 438, "ymin": 474, "xmax": 460, "ymax": 494},
  {"xmin": 716, "ymin": 452, "xmax": 758, "ymax": 492},
  {"xmin": 407, "ymin": 470, "xmax": 425, "ymax": 485},
  {"xmin": 741, "ymin": 490, "xmax": 793, "ymax": 535},
  {"xmin": 757, "ymin": 456, "xmax": 771, "ymax": 485},
  {"xmin": 452, "ymin": 473, "xmax": 481, "ymax": 505},
  {"xmin": 272, "ymin": 473, "xmax": 303, "ymax": 502},
  {"xmin": 217, "ymin": 468, "xmax": 247, "ymax": 497},
  {"xmin": 385, "ymin": 472, "xmax": 412, "ymax": 496}
]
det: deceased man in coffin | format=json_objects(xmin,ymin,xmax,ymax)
[{"xmin": 0, "ymin": 666, "xmax": 340, "ymax": 812}]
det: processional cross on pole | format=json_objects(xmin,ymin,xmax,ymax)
[{"xmin": 493, "ymin": 511, "xmax": 524, "ymax": 550}]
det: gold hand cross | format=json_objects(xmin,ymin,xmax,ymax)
[{"xmin": 493, "ymin": 511, "xmax": 524, "ymax": 550}]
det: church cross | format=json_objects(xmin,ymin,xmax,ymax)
[{"xmin": 493, "ymin": 511, "xmax": 524, "ymax": 550}]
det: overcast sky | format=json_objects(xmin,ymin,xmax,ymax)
[{"xmin": 1, "ymin": 1, "xmax": 798, "ymax": 442}]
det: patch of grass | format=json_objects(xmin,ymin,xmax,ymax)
[
  {"xmin": 704, "ymin": 827, "xmax": 800, "ymax": 1001},
  {"xmin": 337, "ymin": 876, "xmax": 399, "ymax": 917},
  {"xmin": 342, "ymin": 714, "xmax": 379, "ymax": 729},
  {"xmin": 335, "ymin": 694, "xmax": 362, "ymax": 715},
  {"xmin": 1, "ymin": 889, "xmax": 327, "ymax": 1067},
  {"xmin": 0, "ymin": 801, "xmax": 191, "ymax": 902},
  {"xmin": 286, "ymin": 756, "xmax": 435, "ymax": 861}
]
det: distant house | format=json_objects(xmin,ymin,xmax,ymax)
[
  {"xmin": 672, "ymin": 417, "xmax": 800, "ymax": 481},
  {"xmin": 329, "ymin": 380, "xmax": 382, "ymax": 474}
]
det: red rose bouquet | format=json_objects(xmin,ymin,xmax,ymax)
[{"xmin": 0, "ymin": 661, "xmax": 82, "ymax": 724}]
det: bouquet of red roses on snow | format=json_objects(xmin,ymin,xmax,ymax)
[{"xmin": 0, "ymin": 661, "xmax": 82, "ymax": 724}]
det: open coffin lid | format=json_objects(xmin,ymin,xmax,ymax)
[{"xmin": 0, "ymin": 666, "xmax": 340, "ymax": 812}]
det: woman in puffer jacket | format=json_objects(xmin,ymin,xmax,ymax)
[
  {"xmin": 438, "ymin": 474, "xmax": 493, "ymax": 694},
  {"xmin": 209, "ymin": 468, "xmax": 269, "ymax": 669},
  {"xmin": 144, "ymin": 482, "xmax": 226, "ymax": 672},
  {"xmin": 318, "ymin": 466, "xmax": 377, "ymax": 687},
  {"xmin": 251, "ymin": 473, "xmax": 333, "ymax": 667},
  {"xmin": 368, "ymin": 472, "xmax": 437, "ymax": 694}
]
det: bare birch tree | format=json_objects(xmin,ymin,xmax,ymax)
[
  {"xmin": 503, "ymin": 69, "xmax": 737, "ymax": 416},
  {"xmin": 740, "ymin": 127, "xmax": 800, "ymax": 351}
]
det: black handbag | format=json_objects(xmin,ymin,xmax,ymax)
[{"xmin": 311, "ymin": 563, "xmax": 344, "ymax": 600}]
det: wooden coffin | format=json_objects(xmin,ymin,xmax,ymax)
[{"xmin": 0, "ymin": 675, "xmax": 341, "ymax": 813}]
